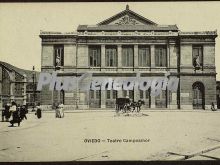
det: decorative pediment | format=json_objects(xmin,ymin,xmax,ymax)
[
  {"xmin": 110, "ymin": 15, "xmax": 143, "ymax": 25},
  {"xmin": 98, "ymin": 5, "xmax": 157, "ymax": 26}
]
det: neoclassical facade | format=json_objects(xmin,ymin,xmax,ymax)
[{"xmin": 39, "ymin": 5, "xmax": 217, "ymax": 110}]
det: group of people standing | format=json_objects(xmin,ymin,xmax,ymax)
[
  {"xmin": 1, "ymin": 101, "xmax": 65, "ymax": 127},
  {"xmin": 1, "ymin": 101, "xmax": 28, "ymax": 127}
]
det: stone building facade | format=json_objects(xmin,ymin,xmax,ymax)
[
  {"xmin": 0, "ymin": 61, "xmax": 40, "ymax": 108},
  {"xmin": 39, "ymin": 6, "xmax": 218, "ymax": 110}
]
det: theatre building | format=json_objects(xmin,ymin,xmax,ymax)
[{"xmin": 39, "ymin": 5, "xmax": 218, "ymax": 110}]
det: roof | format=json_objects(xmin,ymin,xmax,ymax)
[
  {"xmin": 98, "ymin": 5, "xmax": 157, "ymax": 26},
  {"xmin": 77, "ymin": 25, "xmax": 179, "ymax": 32},
  {"xmin": 77, "ymin": 5, "xmax": 178, "ymax": 32},
  {"xmin": 0, "ymin": 61, "xmax": 39, "ymax": 82}
]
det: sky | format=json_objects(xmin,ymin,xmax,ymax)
[{"xmin": 0, "ymin": 2, "xmax": 220, "ymax": 79}]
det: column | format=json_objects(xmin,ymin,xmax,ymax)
[
  {"xmin": 117, "ymin": 45, "xmax": 122, "ymax": 68},
  {"xmin": 134, "ymin": 90, "xmax": 139, "ymax": 101},
  {"xmin": 168, "ymin": 91, "xmax": 178, "ymax": 109},
  {"xmin": 151, "ymin": 95, "xmax": 156, "ymax": 108},
  {"xmin": 101, "ymin": 90, "xmax": 106, "ymax": 108},
  {"xmin": 167, "ymin": 44, "xmax": 170, "ymax": 68},
  {"xmin": 101, "ymin": 45, "xmax": 105, "ymax": 68},
  {"xmin": 58, "ymin": 91, "xmax": 61, "ymax": 103},
  {"xmin": 150, "ymin": 45, "xmax": 155, "ymax": 108},
  {"xmin": 134, "ymin": 45, "xmax": 139, "ymax": 68},
  {"xmin": 151, "ymin": 45, "xmax": 155, "ymax": 67}
]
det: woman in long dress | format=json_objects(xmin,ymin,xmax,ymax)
[
  {"xmin": 9, "ymin": 101, "xmax": 21, "ymax": 127},
  {"xmin": 58, "ymin": 102, "xmax": 64, "ymax": 118},
  {"xmin": 36, "ymin": 103, "xmax": 42, "ymax": 119}
]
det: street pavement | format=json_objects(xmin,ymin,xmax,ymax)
[{"xmin": 0, "ymin": 110, "xmax": 220, "ymax": 161}]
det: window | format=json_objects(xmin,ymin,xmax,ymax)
[
  {"xmin": 140, "ymin": 90, "xmax": 143, "ymax": 99},
  {"xmin": 122, "ymin": 46, "xmax": 133, "ymax": 67},
  {"xmin": 155, "ymin": 90, "xmax": 166, "ymax": 100},
  {"xmin": 155, "ymin": 46, "xmax": 167, "ymax": 67},
  {"xmin": 106, "ymin": 90, "xmax": 117, "ymax": 99},
  {"xmin": 145, "ymin": 90, "xmax": 150, "ymax": 99},
  {"xmin": 129, "ymin": 90, "xmax": 134, "ymax": 99},
  {"xmin": 123, "ymin": 90, "xmax": 127, "ymax": 98},
  {"xmin": 96, "ymin": 90, "xmax": 100, "ymax": 98},
  {"xmin": 113, "ymin": 90, "xmax": 117, "ymax": 99},
  {"xmin": 192, "ymin": 46, "xmax": 203, "ymax": 67},
  {"xmin": 106, "ymin": 90, "xmax": 111, "ymax": 99},
  {"xmin": 54, "ymin": 45, "xmax": 64, "ymax": 67},
  {"xmin": 139, "ymin": 90, "xmax": 150, "ymax": 99},
  {"xmin": 106, "ymin": 46, "xmax": 117, "ymax": 67},
  {"xmin": 90, "ymin": 90, "xmax": 94, "ymax": 99},
  {"xmin": 138, "ymin": 46, "xmax": 150, "ymax": 67},
  {"xmin": 89, "ymin": 46, "xmax": 101, "ymax": 67}
]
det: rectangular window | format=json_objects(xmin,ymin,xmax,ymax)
[
  {"xmin": 54, "ymin": 45, "xmax": 64, "ymax": 66},
  {"xmin": 129, "ymin": 90, "xmax": 134, "ymax": 99},
  {"xmin": 96, "ymin": 90, "xmax": 100, "ymax": 98},
  {"xmin": 138, "ymin": 46, "xmax": 150, "ymax": 67},
  {"xmin": 89, "ymin": 46, "xmax": 101, "ymax": 67},
  {"xmin": 106, "ymin": 46, "xmax": 117, "ymax": 67},
  {"xmin": 113, "ymin": 90, "xmax": 117, "ymax": 99},
  {"xmin": 145, "ymin": 90, "xmax": 150, "ymax": 99},
  {"xmin": 155, "ymin": 46, "xmax": 167, "ymax": 67},
  {"xmin": 192, "ymin": 46, "xmax": 203, "ymax": 67},
  {"xmin": 106, "ymin": 90, "xmax": 117, "ymax": 99},
  {"xmin": 156, "ymin": 90, "xmax": 166, "ymax": 99},
  {"xmin": 106, "ymin": 90, "xmax": 111, "ymax": 99},
  {"xmin": 122, "ymin": 46, "xmax": 134, "ymax": 67},
  {"xmin": 123, "ymin": 90, "xmax": 127, "ymax": 98},
  {"xmin": 140, "ymin": 90, "xmax": 143, "ymax": 99},
  {"xmin": 90, "ymin": 90, "xmax": 94, "ymax": 99}
]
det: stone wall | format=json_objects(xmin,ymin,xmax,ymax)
[
  {"xmin": 42, "ymin": 45, "xmax": 54, "ymax": 67},
  {"xmin": 180, "ymin": 75, "xmax": 216, "ymax": 109}
]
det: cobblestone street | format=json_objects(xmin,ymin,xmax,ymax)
[{"xmin": 0, "ymin": 110, "xmax": 220, "ymax": 161}]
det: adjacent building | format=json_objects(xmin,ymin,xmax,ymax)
[
  {"xmin": 39, "ymin": 5, "xmax": 218, "ymax": 110},
  {"xmin": 0, "ymin": 61, "xmax": 40, "ymax": 108}
]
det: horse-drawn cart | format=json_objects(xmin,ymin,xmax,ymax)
[
  {"xmin": 115, "ymin": 98, "xmax": 131, "ymax": 113},
  {"xmin": 116, "ymin": 98, "xmax": 145, "ymax": 113}
]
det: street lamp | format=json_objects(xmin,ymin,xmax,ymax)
[{"xmin": 32, "ymin": 66, "xmax": 36, "ymax": 111}]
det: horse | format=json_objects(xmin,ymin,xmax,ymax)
[
  {"xmin": 131, "ymin": 100, "xmax": 145, "ymax": 112},
  {"xmin": 116, "ymin": 98, "xmax": 131, "ymax": 113}
]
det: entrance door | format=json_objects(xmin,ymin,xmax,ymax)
[
  {"xmin": 139, "ymin": 90, "xmax": 150, "ymax": 108},
  {"xmin": 155, "ymin": 90, "xmax": 167, "ymax": 108},
  {"xmin": 89, "ymin": 90, "xmax": 101, "ymax": 108},
  {"xmin": 106, "ymin": 90, "xmax": 117, "ymax": 108},
  {"xmin": 193, "ymin": 82, "xmax": 205, "ymax": 109}
]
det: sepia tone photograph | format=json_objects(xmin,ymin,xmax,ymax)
[{"xmin": 0, "ymin": 1, "xmax": 220, "ymax": 162}]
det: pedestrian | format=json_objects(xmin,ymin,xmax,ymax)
[
  {"xmin": 55, "ymin": 102, "xmax": 60, "ymax": 118},
  {"xmin": 211, "ymin": 102, "xmax": 217, "ymax": 111},
  {"xmin": 2, "ymin": 103, "xmax": 10, "ymax": 122},
  {"xmin": 20, "ymin": 104, "xmax": 27, "ymax": 120},
  {"xmin": 2, "ymin": 104, "xmax": 5, "ymax": 122},
  {"xmin": 36, "ymin": 103, "xmax": 42, "ymax": 119},
  {"xmin": 5, "ymin": 103, "xmax": 11, "ymax": 122},
  {"xmin": 9, "ymin": 102, "xmax": 21, "ymax": 127},
  {"xmin": 58, "ymin": 102, "xmax": 64, "ymax": 118}
]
